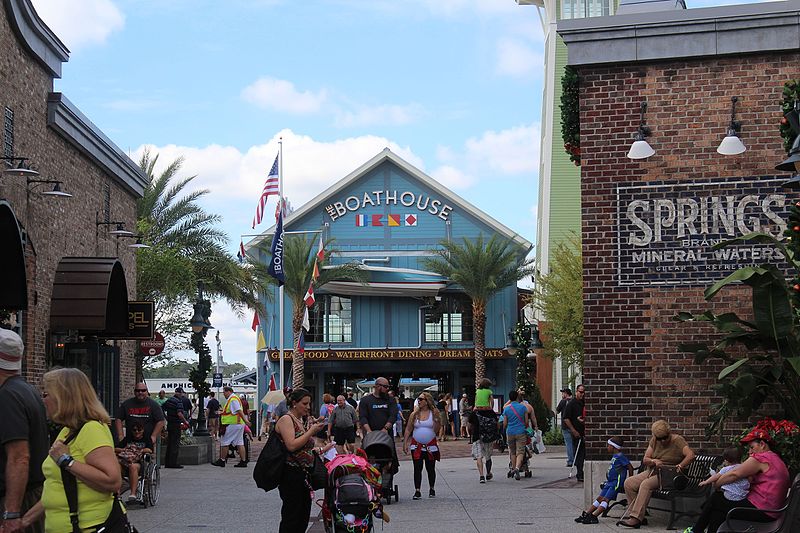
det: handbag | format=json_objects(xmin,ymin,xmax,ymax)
[
  {"xmin": 657, "ymin": 465, "xmax": 689, "ymax": 491},
  {"xmin": 60, "ymin": 426, "xmax": 138, "ymax": 533},
  {"xmin": 253, "ymin": 430, "xmax": 287, "ymax": 492},
  {"xmin": 307, "ymin": 451, "xmax": 327, "ymax": 490}
]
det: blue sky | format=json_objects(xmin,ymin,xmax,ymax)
[{"xmin": 30, "ymin": 0, "xmax": 772, "ymax": 367}]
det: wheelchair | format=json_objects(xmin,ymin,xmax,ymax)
[{"xmin": 122, "ymin": 451, "xmax": 160, "ymax": 507}]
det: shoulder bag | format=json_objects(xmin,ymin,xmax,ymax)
[
  {"xmin": 60, "ymin": 425, "xmax": 138, "ymax": 533},
  {"xmin": 253, "ymin": 429, "xmax": 288, "ymax": 492},
  {"xmin": 308, "ymin": 451, "xmax": 327, "ymax": 490},
  {"xmin": 657, "ymin": 465, "xmax": 689, "ymax": 491}
]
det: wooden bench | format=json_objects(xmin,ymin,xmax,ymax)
[
  {"xmin": 718, "ymin": 473, "xmax": 800, "ymax": 533},
  {"xmin": 604, "ymin": 454, "xmax": 723, "ymax": 530}
]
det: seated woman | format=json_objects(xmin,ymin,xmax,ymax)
[
  {"xmin": 115, "ymin": 421, "xmax": 152, "ymax": 505},
  {"xmin": 619, "ymin": 420, "xmax": 696, "ymax": 529},
  {"xmin": 695, "ymin": 429, "xmax": 790, "ymax": 533}
]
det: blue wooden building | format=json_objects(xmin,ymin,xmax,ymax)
[{"xmin": 249, "ymin": 149, "xmax": 532, "ymax": 406}]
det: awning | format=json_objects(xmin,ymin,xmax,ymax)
[
  {"xmin": 0, "ymin": 201, "xmax": 27, "ymax": 310},
  {"xmin": 50, "ymin": 257, "xmax": 129, "ymax": 336},
  {"xmin": 322, "ymin": 265, "xmax": 447, "ymax": 297}
]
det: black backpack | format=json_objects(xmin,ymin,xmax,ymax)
[
  {"xmin": 478, "ymin": 413, "xmax": 500, "ymax": 443},
  {"xmin": 253, "ymin": 431, "xmax": 287, "ymax": 491}
]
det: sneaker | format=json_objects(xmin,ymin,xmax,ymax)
[
  {"xmin": 514, "ymin": 469, "xmax": 521, "ymax": 481},
  {"xmin": 575, "ymin": 512, "xmax": 589, "ymax": 523},
  {"xmin": 233, "ymin": 461, "xmax": 248, "ymax": 468},
  {"xmin": 507, "ymin": 469, "xmax": 514, "ymax": 478},
  {"xmin": 127, "ymin": 495, "xmax": 138, "ymax": 505},
  {"xmin": 681, "ymin": 528, "xmax": 694, "ymax": 533},
  {"xmin": 429, "ymin": 489, "xmax": 436, "ymax": 498},
  {"xmin": 486, "ymin": 472, "xmax": 493, "ymax": 481},
  {"xmin": 413, "ymin": 490, "xmax": 422, "ymax": 500},
  {"xmin": 582, "ymin": 514, "xmax": 599, "ymax": 524},
  {"xmin": 211, "ymin": 459, "xmax": 225, "ymax": 467},
  {"xmin": 479, "ymin": 476, "xmax": 486, "ymax": 484}
]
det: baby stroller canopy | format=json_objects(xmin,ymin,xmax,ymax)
[{"xmin": 362, "ymin": 430, "xmax": 394, "ymax": 460}]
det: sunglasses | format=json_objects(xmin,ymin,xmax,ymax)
[
  {"xmin": 134, "ymin": 389, "xmax": 148, "ymax": 393},
  {"xmin": 655, "ymin": 435, "xmax": 669, "ymax": 441}
]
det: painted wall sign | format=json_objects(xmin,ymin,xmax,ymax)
[
  {"xmin": 324, "ymin": 190, "xmax": 454, "ymax": 222},
  {"xmin": 268, "ymin": 348, "xmax": 509, "ymax": 361},
  {"xmin": 617, "ymin": 177, "xmax": 790, "ymax": 286}
]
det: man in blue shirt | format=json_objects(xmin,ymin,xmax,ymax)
[{"xmin": 502, "ymin": 390, "xmax": 532, "ymax": 480}]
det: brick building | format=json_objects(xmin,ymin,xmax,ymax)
[
  {"xmin": 557, "ymin": 0, "xmax": 800, "ymax": 474},
  {"xmin": 1, "ymin": 0, "xmax": 148, "ymax": 412}
]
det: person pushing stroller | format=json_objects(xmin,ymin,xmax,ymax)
[{"xmin": 358, "ymin": 377, "xmax": 400, "ymax": 473}]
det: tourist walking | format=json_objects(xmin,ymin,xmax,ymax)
[
  {"xmin": 162, "ymin": 388, "xmax": 189, "ymax": 469},
  {"xmin": 358, "ymin": 377, "xmax": 400, "ymax": 473},
  {"xmin": 502, "ymin": 390, "xmax": 533, "ymax": 480},
  {"xmin": 212, "ymin": 386, "xmax": 249, "ymax": 467},
  {"xmin": 402, "ymin": 392, "xmax": 441, "ymax": 500},
  {"xmin": 328, "ymin": 395, "xmax": 358, "ymax": 454},
  {"xmin": 555, "ymin": 388, "xmax": 574, "ymax": 467},
  {"xmin": 115, "ymin": 382, "xmax": 165, "ymax": 451},
  {"xmin": 458, "ymin": 393, "xmax": 471, "ymax": 438},
  {"xmin": 317, "ymin": 393, "xmax": 335, "ymax": 445},
  {"xmin": 563, "ymin": 384, "xmax": 586, "ymax": 481},
  {"xmin": 0, "ymin": 329, "xmax": 48, "ymax": 533},
  {"xmin": 19, "ymin": 368, "xmax": 122, "ymax": 532},
  {"xmin": 206, "ymin": 391, "xmax": 221, "ymax": 439},
  {"xmin": 275, "ymin": 389, "xmax": 334, "ymax": 533}
]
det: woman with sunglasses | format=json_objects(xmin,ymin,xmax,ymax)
[
  {"xmin": 403, "ymin": 392, "xmax": 441, "ymax": 500},
  {"xmin": 618, "ymin": 420, "xmax": 695, "ymax": 529}
]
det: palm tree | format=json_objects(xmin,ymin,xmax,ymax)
[
  {"xmin": 135, "ymin": 149, "xmax": 266, "ymax": 379},
  {"xmin": 423, "ymin": 234, "xmax": 535, "ymax": 387},
  {"xmin": 268, "ymin": 235, "xmax": 366, "ymax": 388}
]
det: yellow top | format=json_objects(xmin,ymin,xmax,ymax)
[
  {"xmin": 42, "ymin": 421, "xmax": 115, "ymax": 533},
  {"xmin": 221, "ymin": 394, "xmax": 244, "ymax": 425}
]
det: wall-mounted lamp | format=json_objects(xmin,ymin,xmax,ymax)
[
  {"xmin": 117, "ymin": 233, "xmax": 150, "ymax": 249},
  {"xmin": 95, "ymin": 212, "xmax": 135, "ymax": 236},
  {"xmin": 717, "ymin": 96, "xmax": 746, "ymax": 155},
  {"xmin": 1, "ymin": 156, "xmax": 39, "ymax": 178},
  {"xmin": 777, "ymin": 101, "xmax": 800, "ymax": 184},
  {"xmin": 27, "ymin": 179, "xmax": 72, "ymax": 198},
  {"xmin": 627, "ymin": 101, "xmax": 655, "ymax": 160}
]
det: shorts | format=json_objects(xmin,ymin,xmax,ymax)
[
  {"xmin": 508, "ymin": 433, "xmax": 528, "ymax": 460},
  {"xmin": 220, "ymin": 424, "xmax": 244, "ymax": 446},
  {"xmin": 599, "ymin": 483, "xmax": 622, "ymax": 500},
  {"xmin": 333, "ymin": 426, "xmax": 356, "ymax": 445},
  {"xmin": 471, "ymin": 440, "xmax": 493, "ymax": 460},
  {"xmin": 460, "ymin": 414, "xmax": 470, "ymax": 428}
]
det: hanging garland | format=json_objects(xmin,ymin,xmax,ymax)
[
  {"xmin": 560, "ymin": 66, "xmax": 580, "ymax": 166},
  {"xmin": 780, "ymin": 80, "xmax": 800, "ymax": 153}
]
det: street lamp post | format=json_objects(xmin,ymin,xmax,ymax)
[{"xmin": 189, "ymin": 282, "xmax": 213, "ymax": 438}]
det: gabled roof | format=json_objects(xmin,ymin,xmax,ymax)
[{"xmin": 246, "ymin": 148, "xmax": 532, "ymax": 252}]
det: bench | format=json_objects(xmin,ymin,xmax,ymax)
[
  {"xmin": 718, "ymin": 473, "xmax": 800, "ymax": 533},
  {"xmin": 604, "ymin": 454, "xmax": 723, "ymax": 530}
]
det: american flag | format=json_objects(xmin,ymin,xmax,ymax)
[{"xmin": 251, "ymin": 153, "xmax": 280, "ymax": 229}]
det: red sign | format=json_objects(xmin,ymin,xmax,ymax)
[{"xmin": 139, "ymin": 332, "xmax": 165, "ymax": 356}]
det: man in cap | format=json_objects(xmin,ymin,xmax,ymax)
[
  {"xmin": 212, "ymin": 386, "xmax": 248, "ymax": 467},
  {"xmin": 162, "ymin": 388, "xmax": 189, "ymax": 469},
  {"xmin": 0, "ymin": 329, "xmax": 48, "ymax": 532},
  {"xmin": 556, "ymin": 387, "xmax": 574, "ymax": 467}
]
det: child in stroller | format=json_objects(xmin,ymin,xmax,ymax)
[{"xmin": 322, "ymin": 452, "xmax": 385, "ymax": 533}]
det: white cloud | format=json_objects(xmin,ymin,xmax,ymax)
[
  {"xmin": 334, "ymin": 103, "xmax": 425, "ymax": 128},
  {"xmin": 430, "ymin": 165, "xmax": 476, "ymax": 190},
  {"xmin": 496, "ymin": 38, "xmax": 543, "ymax": 78},
  {"xmin": 240, "ymin": 78, "xmax": 327, "ymax": 114},
  {"xmin": 464, "ymin": 124, "xmax": 540, "ymax": 175},
  {"xmin": 31, "ymin": 0, "xmax": 124, "ymax": 51}
]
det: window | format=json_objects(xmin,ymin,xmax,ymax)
[
  {"xmin": 424, "ymin": 295, "xmax": 473, "ymax": 343},
  {"xmin": 307, "ymin": 295, "xmax": 352, "ymax": 343},
  {"xmin": 561, "ymin": 0, "xmax": 613, "ymax": 20}
]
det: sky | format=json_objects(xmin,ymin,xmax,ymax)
[{"xmin": 30, "ymin": 0, "xmax": 772, "ymax": 369}]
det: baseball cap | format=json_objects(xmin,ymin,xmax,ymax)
[
  {"xmin": 741, "ymin": 429, "xmax": 772, "ymax": 444},
  {"xmin": 0, "ymin": 328, "xmax": 24, "ymax": 372},
  {"xmin": 560, "ymin": 387, "xmax": 572, "ymax": 395},
  {"xmin": 175, "ymin": 387, "xmax": 185, "ymax": 393}
]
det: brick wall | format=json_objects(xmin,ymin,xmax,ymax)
[
  {"xmin": 577, "ymin": 53, "xmax": 799, "ymax": 459},
  {"xmin": 1, "ymin": 2, "xmax": 138, "ymax": 398}
]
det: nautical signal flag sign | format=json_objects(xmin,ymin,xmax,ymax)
[{"xmin": 355, "ymin": 214, "xmax": 418, "ymax": 227}]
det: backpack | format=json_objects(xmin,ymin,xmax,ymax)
[
  {"xmin": 253, "ymin": 430, "xmax": 287, "ymax": 491},
  {"xmin": 333, "ymin": 474, "xmax": 374, "ymax": 517},
  {"xmin": 478, "ymin": 413, "xmax": 500, "ymax": 443}
]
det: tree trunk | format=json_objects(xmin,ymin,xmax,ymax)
[
  {"xmin": 473, "ymin": 302, "xmax": 487, "ymax": 388},
  {"xmin": 291, "ymin": 307, "xmax": 305, "ymax": 388}
]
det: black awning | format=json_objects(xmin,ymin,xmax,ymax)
[
  {"xmin": 50, "ymin": 257, "xmax": 129, "ymax": 336},
  {"xmin": 0, "ymin": 201, "xmax": 28, "ymax": 310}
]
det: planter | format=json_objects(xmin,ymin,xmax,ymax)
[{"xmin": 160, "ymin": 435, "xmax": 214, "ymax": 465}]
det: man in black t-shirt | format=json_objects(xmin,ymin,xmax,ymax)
[
  {"xmin": 206, "ymin": 392, "xmax": 221, "ymax": 439},
  {"xmin": 163, "ymin": 388, "xmax": 189, "ymax": 468},
  {"xmin": 0, "ymin": 328, "xmax": 48, "ymax": 532},
  {"xmin": 115, "ymin": 383, "xmax": 165, "ymax": 448},
  {"xmin": 563, "ymin": 384, "xmax": 586, "ymax": 481}
]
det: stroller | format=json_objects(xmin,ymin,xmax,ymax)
[
  {"xmin": 322, "ymin": 452, "xmax": 384, "ymax": 533},
  {"xmin": 362, "ymin": 430, "xmax": 399, "ymax": 504}
]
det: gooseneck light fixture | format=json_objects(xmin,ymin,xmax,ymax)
[
  {"xmin": 1, "ymin": 156, "xmax": 39, "ymax": 178},
  {"xmin": 95, "ymin": 212, "xmax": 135, "ymax": 236},
  {"xmin": 27, "ymin": 179, "xmax": 72, "ymax": 198},
  {"xmin": 627, "ymin": 101, "xmax": 655, "ymax": 160},
  {"xmin": 717, "ymin": 96, "xmax": 747, "ymax": 155}
]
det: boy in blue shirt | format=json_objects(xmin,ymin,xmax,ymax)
[{"xmin": 575, "ymin": 436, "xmax": 633, "ymax": 524}]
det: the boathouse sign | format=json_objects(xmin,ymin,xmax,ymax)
[
  {"xmin": 617, "ymin": 176, "xmax": 790, "ymax": 286},
  {"xmin": 325, "ymin": 189, "xmax": 454, "ymax": 222}
]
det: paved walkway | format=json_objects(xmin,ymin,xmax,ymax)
[{"xmin": 127, "ymin": 443, "xmax": 687, "ymax": 533}]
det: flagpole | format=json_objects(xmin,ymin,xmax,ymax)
[{"xmin": 278, "ymin": 137, "xmax": 285, "ymax": 391}]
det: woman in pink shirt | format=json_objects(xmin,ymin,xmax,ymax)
[{"xmin": 700, "ymin": 429, "xmax": 790, "ymax": 533}]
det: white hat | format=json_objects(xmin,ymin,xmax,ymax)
[{"xmin": 0, "ymin": 328, "xmax": 24, "ymax": 372}]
